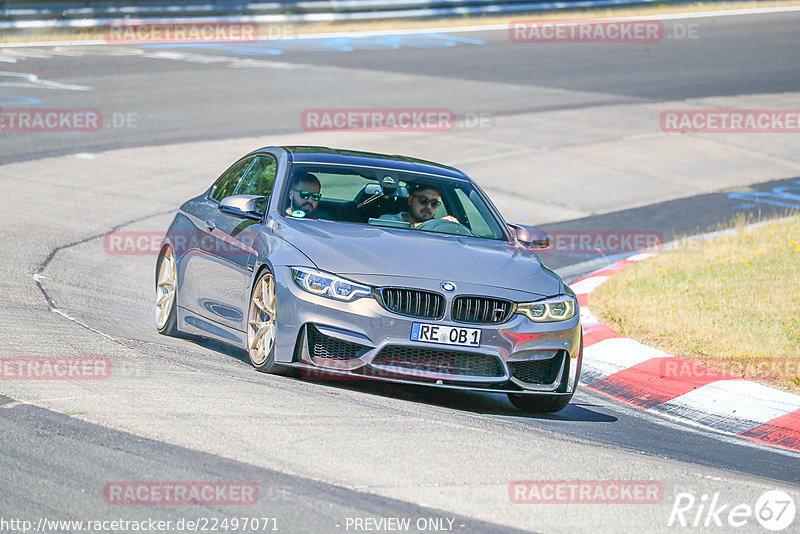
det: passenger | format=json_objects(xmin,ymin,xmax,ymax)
[{"xmin": 286, "ymin": 172, "xmax": 322, "ymax": 218}]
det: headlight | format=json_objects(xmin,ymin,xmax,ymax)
[
  {"xmin": 290, "ymin": 267, "xmax": 372, "ymax": 302},
  {"xmin": 516, "ymin": 295, "xmax": 577, "ymax": 323}
]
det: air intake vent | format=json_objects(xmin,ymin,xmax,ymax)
[
  {"xmin": 509, "ymin": 353, "xmax": 564, "ymax": 385},
  {"xmin": 307, "ymin": 325, "xmax": 366, "ymax": 360},
  {"xmin": 372, "ymin": 346, "xmax": 504, "ymax": 377}
]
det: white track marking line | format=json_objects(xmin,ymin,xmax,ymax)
[
  {"xmin": 579, "ymin": 306, "xmax": 599, "ymax": 325},
  {"xmin": 583, "ymin": 337, "xmax": 668, "ymax": 379},
  {"xmin": 570, "ymin": 275, "xmax": 609, "ymax": 295},
  {"xmin": 653, "ymin": 380, "xmax": 800, "ymax": 432},
  {"xmin": 0, "ymin": 70, "xmax": 91, "ymax": 90},
  {"xmin": 626, "ymin": 252, "xmax": 657, "ymax": 262}
]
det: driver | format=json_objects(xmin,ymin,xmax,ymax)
[
  {"xmin": 286, "ymin": 172, "xmax": 321, "ymax": 219},
  {"xmin": 382, "ymin": 184, "xmax": 458, "ymax": 228}
]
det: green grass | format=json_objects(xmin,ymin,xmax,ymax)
[{"xmin": 591, "ymin": 216, "xmax": 800, "ymax": 391}]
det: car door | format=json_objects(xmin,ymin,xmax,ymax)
[{"xmin": 181, "ymin": 154, "xmax": 277, "ymax": 332}]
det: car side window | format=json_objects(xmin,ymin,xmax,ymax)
[
  {"xmin": 234, "ymin": 155, "xmax": 277, "ymax": 197},
  {"xmin": 210, "ymin": 157, "xmax": 253, "ymax": 202},
  {"xmin": 454, "ymin": 188, "xmax": 499, "ymax": 239},
  {"xmin": 233, "ymin": 155, "xmax": 277, "ymax": 214}
]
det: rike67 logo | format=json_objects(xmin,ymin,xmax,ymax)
[{"xmin": 669, "ymin": 490, "xmax": 796, "ymax": 531}]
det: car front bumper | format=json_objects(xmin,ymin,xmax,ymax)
[{"xmin": 272, "ymin": 267, "xmax": 582, "ymax": 395}]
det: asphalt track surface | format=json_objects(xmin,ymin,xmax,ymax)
[
  {"xmin": 1, "ymin": 10, "xmax": 799, "ymax": 534},
  {"xmin": 2, "ymin": 12, "xmax": 800, "ymax": 164}
]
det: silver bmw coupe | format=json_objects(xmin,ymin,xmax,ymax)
[{"xmin": 156, "ymin": 146, "xmax": 582, "ymax": 412}]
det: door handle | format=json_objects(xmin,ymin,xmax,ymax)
[{"xmin": 204, "ymin": 219, "xmax": 216, "ymax": 231}]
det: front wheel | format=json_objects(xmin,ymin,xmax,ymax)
[
  {"xmin": 155, "ymin": 244, "xmax": 181, "ymax": 337},
  {"xmin": 507, "ymin": 393, "xmax": 573, "ymax": 413},
  {"xmin": 247, "ymin": 269, "xmax": 293, "ymax": 375}
]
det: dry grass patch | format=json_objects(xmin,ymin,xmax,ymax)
[{"xmin": 591, "ymin": 216, "xmax": 800, "ymax": 391}]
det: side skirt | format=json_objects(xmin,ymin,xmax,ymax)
[{"xmin": 178, "ymin": 307, "xmax": 246, "ymax": 347}]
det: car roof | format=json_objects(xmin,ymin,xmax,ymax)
[{"xmin": 273, "ymin": 146, "xmax": 470, "ymax": 181}]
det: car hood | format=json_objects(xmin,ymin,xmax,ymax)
[{"xmin": 274, "ymin": 218, "xmax": 562, "ymax": 299}]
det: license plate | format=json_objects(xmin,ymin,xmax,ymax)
[{"xmin": 410, "ymin": 323, "xmax": 481, "ymax": 347}]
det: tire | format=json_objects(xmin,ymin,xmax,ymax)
[
  {"xmin": 507, "ymin": 393, "xmax": 573, "ymax": 413},
  {"xmin": 508, "ymin": 341, "xmax": 582, "ymax": 413},
  {"xmin": 155, "ymin": 244, "xmax": 181, "ymax": 337},
  {"xmin": 247, "ymin": 268, "xmax": 293, "ymax": 375}
]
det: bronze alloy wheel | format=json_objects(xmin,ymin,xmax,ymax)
[
  {"xmin": 155, "ymin": 244, "xmax": 179, "ymax": 336},
  {"xmin": 247, "ymin": 269, "xmax": 293, "ymax": 375}
]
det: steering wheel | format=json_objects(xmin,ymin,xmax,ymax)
[{"xmin": 415, "ymin": 218, "xmax": 476, "ymax": 237}]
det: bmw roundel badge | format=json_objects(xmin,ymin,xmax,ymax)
[{"xmin": 441, "ymin": 282, "xmax": 456, "ymax": 292}]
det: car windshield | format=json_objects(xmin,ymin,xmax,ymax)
[{"xmin": 281, "ymin": 164, "xmax": 507, "ymax": 240}]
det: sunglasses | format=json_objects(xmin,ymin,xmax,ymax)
[
  {"xmin": 412, "ymin": 195, "xmax": 441, "ymax": 208},
  {"xmin": 293, "ymin": 189, "xmax": 322, "ymax": 201}
]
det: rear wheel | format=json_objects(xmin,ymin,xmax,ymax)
[
  {"xmin": 155, "ymin": 244, "xmax": 180, "ymax": 337},
  {"xmin": 507, "ymin": 393, "xmax": 573, "ymax": 413},
  {"xmin": 247, "ymin": 269, "xmax": 292, "ymax": 375}
]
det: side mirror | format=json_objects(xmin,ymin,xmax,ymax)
[
  {"xmin": 510, "ymin": 223, "xmax": 551, "ymax": 249},
  {"xmin": 218, "ymin": 195, "xmax": 266, "ymax": 221}
]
